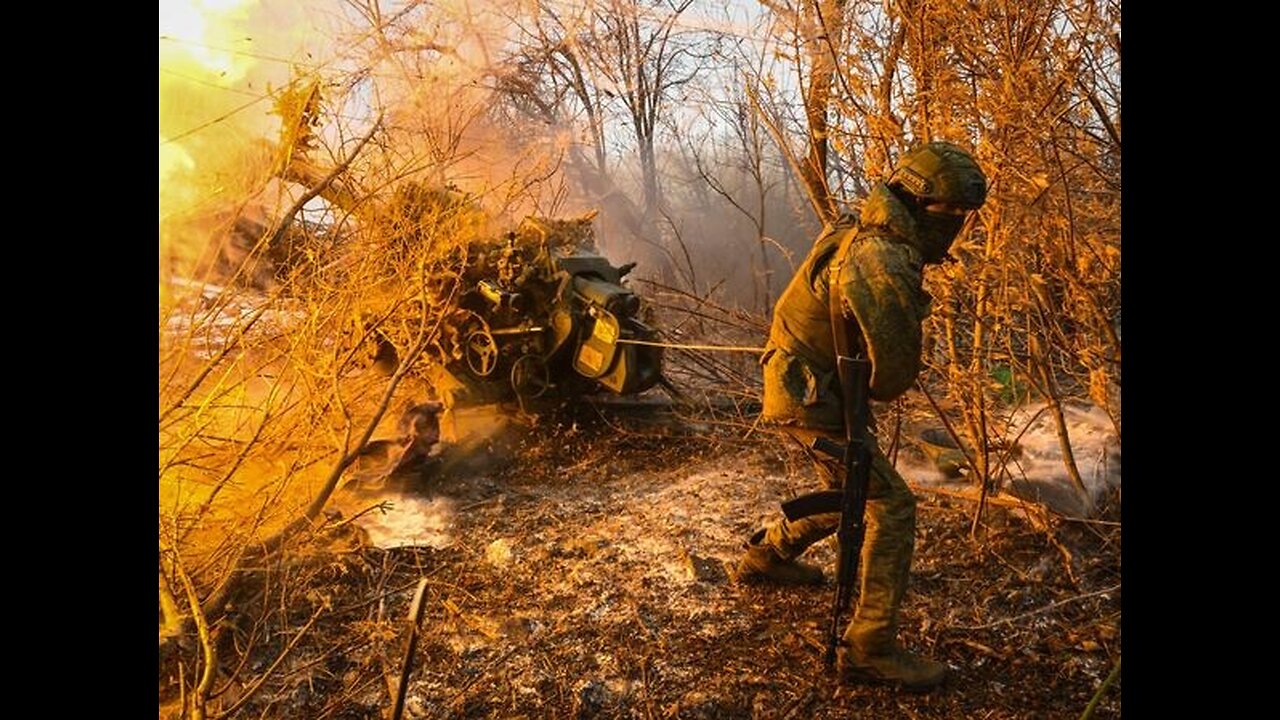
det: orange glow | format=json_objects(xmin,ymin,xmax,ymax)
[
  {"xmin": 158, "ymin": 0, "xmax": 262, "ymax": 194},
  {"xmin": 158, "ymin": 0, "xmax": 334, "ymax": 298},
  {"xmin": 160, "ymin": 0, "xmax": 265, "ymax": 298}
]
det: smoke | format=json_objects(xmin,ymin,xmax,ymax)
[
  {"xmin": 334, "ymin": 405, "xmax": 517, "ymax": 549},
  {"xmin": 361, "ymin": 0, "xmax": 575, "ymax": 221},
  {"xmin": 159, "ymin": 0, "xmax": 580, "ymax": 294},
  {"xmin": 341, "ymin": 495, "xmax": 458, "ymax": 550},
  {"xmin": 1004, "ymin": 402, "xmax": 1121, "ymax": 515},
  {"xmin": 899, "ymin": 400, "xmax": 1121, "ymax": 518}
]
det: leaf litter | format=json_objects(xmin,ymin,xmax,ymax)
[{"xmin": 215, "ymin": 395, "xmax": 1120, "ymax": 719}]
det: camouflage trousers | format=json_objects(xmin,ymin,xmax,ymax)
[{"xmin": 756, "ymin": 426, "xmax": 917, "ymax": 652}]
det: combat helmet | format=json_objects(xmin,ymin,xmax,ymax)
[{"xmin": 887, "ymin": 141, "xmax": 987, "ymax": 210}]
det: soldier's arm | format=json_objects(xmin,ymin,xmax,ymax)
[{"xmin": 834, "ymin": 237, "xmax": 930, "ymax": 402}]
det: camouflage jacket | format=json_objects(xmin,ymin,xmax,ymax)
[{"xmin": 761, "ymin": 183, "xmax": 932, "ymax": 431}]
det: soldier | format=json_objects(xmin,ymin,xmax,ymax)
[{"xmin": 734, "ymin": 141, "xmax": 988, "ymax": 691}]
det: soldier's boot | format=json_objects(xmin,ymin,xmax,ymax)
[
  {"xmin": 733, "ymin": 530, "xmax": 824, "ymax": 586},
  {"xmin": 837, "ymin": 490, "xmax": 946, "ymax": 691},
  {"xmin": 837, "ymin": 643, "xmax": 948, "ymax": 691}
]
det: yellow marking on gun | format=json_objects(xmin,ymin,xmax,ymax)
[
  {"xmin": 579, "ymin": 345, "xmax": 603, "ymax": 373},
  {"xmin": 593, "ymin": 319, "xmax": 618, "ymax": 343}
]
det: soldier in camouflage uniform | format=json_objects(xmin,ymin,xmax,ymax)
[{"xmin": 734, "ymin": 141, "xmax": 988, "ymax": 691}]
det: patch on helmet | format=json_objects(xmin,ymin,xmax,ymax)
[{"xmin": 892, "ymin": 167, "xmax": 932, "ymax": 197}]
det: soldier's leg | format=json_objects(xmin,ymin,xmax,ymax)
[
  {"xmin": 735, "ymin": 429, "xmax": 840, "ymax": 585},
  {"xmin": 843, "ymin": 448, "xmax": 915, "ymax": 649},
  {"xmin": 838, "ymin": 447, "xmax": 947, "ymax": 690}
]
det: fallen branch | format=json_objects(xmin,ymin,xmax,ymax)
[{"xmin": 913, "ymin": 483, "xmax": 1051, "ymax": 523}]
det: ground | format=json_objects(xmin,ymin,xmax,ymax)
[{"xmin": 166, "ymin": 396, "xmax": 1121, "ymax": 719}]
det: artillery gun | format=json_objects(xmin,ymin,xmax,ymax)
[
  {"xmin": 264, "ymin": 147, "xmax": 666, "ymax": 415},
  {"xmin": 343, "ymin": 208, "xmax": 669, "ymax": 489},
  {"xmin": 417, "ymin": 213, "xmax": 664, "ymax": 412}
]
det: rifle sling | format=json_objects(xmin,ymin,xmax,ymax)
[{"xmin": 827, "ymin": 231, "xmax": 861, "ymax": 362}]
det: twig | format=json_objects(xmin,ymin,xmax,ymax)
[
  {"xmin": 268, "ymin": 113, "xmax": 384, "ymax": 251},
  {"xmin": 745, "ymin": 83, "xmax": 831, "ymax": 225},
  {"xmin": 331, "ymin": 573, "xmax": 452, "ymax": 616},
  {"xmin": 1079, "ymin": 656, "xmax": 1121, "ymax": 720},
  {"xmin": 971, "ymin": 383, "xmax": 992, "ymax": 540},
  {"xmin": 211, "ymin": 605, "xmax": 324, "ymax": 719},
  {"xmin": 1059, "ymin": 516, "xmax": 1121, "ymax": 527},
  {"xmin": 445, "ymin": 645, "xmax": 523, "ymax": 713},
  {"xmin": 331, "ymin": 500, "xmax": 396, "ymax": 528},
  {"xmin": 174, "ymin": 556, "xmax": 217, "ymax": 720},
  {"xmin": 391, "ymin": 577, "xmax": 432, "ymax": 720},
  {"xmin": 159, "ymin": 564, "xmax": 185, "ymax": 642},
  {"xmin": 780, "ymin": 689, "xmax": 818, "ymax": 720},
  {"xmin": 887, "ymin": 397, "xmax": 904, "ymax": 466},
  {"xmin": 951, "ymin": 583, "xmax": 1120, "ymax": 631},
  {"xmin": 640, "ymin": 655, "xmax": 657, "ymax": 720},
  {"xmin": 317, "ymin": 668, "xmax": 393, "ymax": 719}
]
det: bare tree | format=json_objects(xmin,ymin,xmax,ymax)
[
  {"xmin": 491, "ymin": 0, "xmax": 710, "ymax": 288},
  {"xmin": 675, "ymin": 74, "xmax": 803, "ymax": 314}
]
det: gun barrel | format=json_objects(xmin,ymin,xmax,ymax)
[{"xmin": 573, "ymin": 275, "xmax": 641, "ymax": 317}]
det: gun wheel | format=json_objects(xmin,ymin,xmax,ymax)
[
  {"xmin": 465, "ymin": 327, "xmax": 499, "ymax": 377},
  {"xmin": 510, "ymin": 354, "xmax": 551, "ymax": 400}
]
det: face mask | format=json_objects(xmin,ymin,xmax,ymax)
[{"xmin": 916, "ymin": 211, "xmax": 966, "ymax": 264}]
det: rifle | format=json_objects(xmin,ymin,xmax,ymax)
[
  {"xmin": 779, "ymin": 250, "xmax": 873, "ymax": 668},
  {"xmin": 780, "ymin": 355, "xmax": 871, "ymax": 666}
]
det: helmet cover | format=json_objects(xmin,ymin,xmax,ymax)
[{"xmin": 887, "ymin": 141, "xmax": 987, "ymax": 209}]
